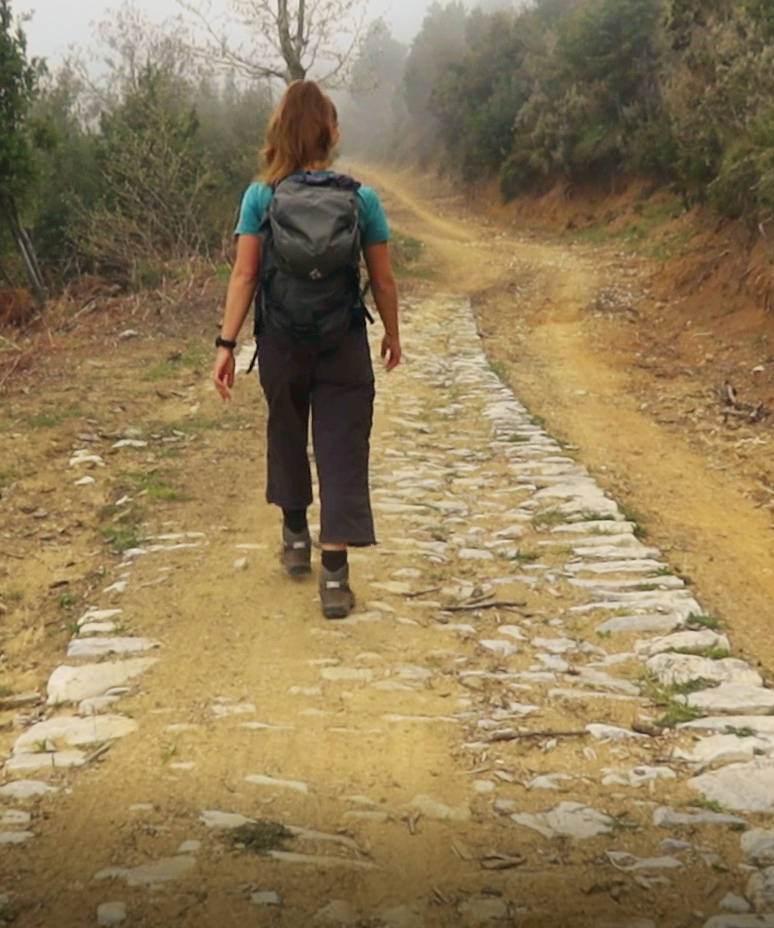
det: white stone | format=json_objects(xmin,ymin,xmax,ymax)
[
  {"xmin": 458, "ymin": 548, "xmax": 494, "ymax": 561},
  {"xmin": 200, "ymin": 810, "xmax": 253, "ymax": 829},
  {"xmin": 94, "ymin": 856, "xmax": 195, "ymax": 886},
  {"xmin": 212, "ymin": 703, "xmax": 255, "ymax": 717},
  {"xmin": 457, "ymin": 896, "xmax": 509, "ymax": 924},
  {"xmin": 746, "ymin": 866, "xmax": 774, "ymax": 912},
  {"xmin": 77, "ymin": 608, "xmax": 123, "ymax": 627},
  {"xmin": 479, "ymin": 639, "xmax": 519, "ymax": 658},
  {"xmin": 673, "ymin": 734, "xmax": 774, "ymax": 768},
  {"xmin": 112, "ymin": 438, "xmax": 147, "ymax": 448},
  {"xmin": 321, "ymin": 667, "xmax": 373, "ymax": 683},
  {"xmin": 177, "ymin": 840, "xmax": 201, "ymax": 854},
  {"xmin": 0, "ymin": 780, "xmax": 57, "ymax": 799},
  {"xmin": 532, "ymin": 636, "xmax": 577, "ymax": 654},
  {"xmin": 75, "ymin": 476, "xmax": 96, "ymax": 486},
  {"xmin": 635, "ymin": 630, "xmax": 730, "ymax": 657},
  {"xmin": 97, "ymin": 902, "xmax": 127, "ymax": 925},
  {"xmin": 741, "ymin": 828, "xmax": 774, "ymax": 864},
  {"xmin": 1, "ymin": 810, "xmax": 31, "ymax": 826},
  {"xmin": 606, "ymin": 851, "xmax": 682, "ymax": 871},
  {"xmin": 47, "ymin": 659, "xmax": 157, "ymax": 704},
  {"xmin": 512, "ymin": 801, "xmax": 613, "ymax": 839},
  {"xmin": 526, "ymin": 774, "xmax": 574, "ymax": 790},
  {"xmin": 586, "ymin": 724, "xmax": 645, "ymax": 742},
  {"xmin": 14, "ymin": 715, "xmax": 137, "ymax": 753},
  {"xmin": 250, "ymin": 891, "xmax": 282, "ymax": 906},
  {"xmin": 79, "ymin": 695, "xmax": 122, "ymax": 716},
  {"xmin": 653, "ymin": 806, "xmax": 746, "ymax": 828},
  {"xmin": 67, "ymin": 637, "xmax": 160, "ymax": 659},
  {"xmin": 719, "ymin": 894, "xmax": 751, "ymax": 914},
  {"xmin": 0, "ymin": 831, "xmax": 34, "ymax": 844},
  {"xmin": 78, "ymin": 623, "xmax": 119, "ymax": 635},
  {"xmin": 690, "ymin": 759, "xmax": 774, "ymax": 812},
  {"xmin": 684, "ymin": 684, "xmax": 774, "ymax": 714},
  {"xmin": 681, "ymin": 716, "xmax": 774, "ymax": 736},
  {"xmin": 5, "ymin": 750, "xmax": 86, "ymax": 771},
  {"xmin": 597, "ymin": 614, "xmax": 684, "ymax": 635},
  {"xmin": 245, "ymin": 774, "xmax": 309, "ymax": 794},
  {"xmin": 409, "ymin": 794, "xmax": 470, "ymax": 822},
  {"xmin": 498, "ymin": 625, "xmax": 527, "ymax": 641},
  {"xmin": 234, "ymin": 557, "xmax": 248, "ymax": 570},
  {"xmin": 646, "ymin": 654, "xmax": 761, "ymax": 688}
]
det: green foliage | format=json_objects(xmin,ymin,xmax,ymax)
[{"xmin": 0, "ymin": 0, "xmax": 41, "ymax": 200}]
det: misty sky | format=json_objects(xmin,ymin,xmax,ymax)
[{"xmin": 16, "ymin": 0, "xmax": 430, "ymax": 64}]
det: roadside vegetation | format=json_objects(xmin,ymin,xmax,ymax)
[{"xmin": 2, "ymin": 0, "xmax": 773, "ymax": 313}]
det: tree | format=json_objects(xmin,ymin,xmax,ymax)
[
  {"xmin": 177, "ymin": 0, "xmax": 368, "ymax": 86},
  {"xmin": 0, "ymin": 0, "xmax": 45, "ymax": 295}
]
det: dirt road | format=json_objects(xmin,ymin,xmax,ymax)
[{"xmin": 1, "ymin": 168, "xmax": 774, "ymax": 927}]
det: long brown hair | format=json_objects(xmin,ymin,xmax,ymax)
[{"xmin": 261, "ymin": 81, "xmax": 338, "ymax": 186}]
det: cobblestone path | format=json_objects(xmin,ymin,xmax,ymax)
[{"xmin": 2, "ymin": 294, "xmax": 774, "ymax": 928}]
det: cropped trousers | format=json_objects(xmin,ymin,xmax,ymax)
[{"xmin": 257, "ymin": 325, "xmax": 377, "ymax": 546}]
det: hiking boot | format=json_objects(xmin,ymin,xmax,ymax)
[
  {"xmin": 319, "ymin": 564, "xmax": 355, "ymax": 619},
  {"xmin": 282, "ymin": 525, "xmax": 311, "ymax": 577}
]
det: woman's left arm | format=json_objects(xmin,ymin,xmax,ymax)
[{"xmin": 213, "ymin": 234, "xmax": 261, "ymax": 401}]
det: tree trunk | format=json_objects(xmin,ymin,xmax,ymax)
[{"xmin": 0, "ymin": 193, "xmax": 46, "ymax": 302}]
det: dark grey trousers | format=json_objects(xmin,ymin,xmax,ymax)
[{"xmin": 257, "ymin": 325, "xmax": 376, "ymax": 546}]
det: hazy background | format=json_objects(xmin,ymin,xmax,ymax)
[{"xmin": 16, "ymin": 0, "xmax": 431, "ymax": 62}]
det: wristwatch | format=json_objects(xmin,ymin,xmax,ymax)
[{"xmin": 215, "ymin": 336, "xmax": 237, "ymax": 350}]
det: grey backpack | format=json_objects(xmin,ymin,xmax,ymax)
[{"xmin": 254, "ymin": 172, "xmax": 369, "ymax": 351}]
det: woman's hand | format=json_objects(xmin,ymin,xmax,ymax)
[
  {"xmin": 213, "ymin": 347, "xmax": 236, "ymax": 401},
  {"xmin": 381, "ymin": 333, "xmax": 401, "ymax": 371}
]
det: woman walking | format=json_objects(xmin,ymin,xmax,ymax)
[{"xmin": 213, "ymin": 80, "xmax": 401, "ymax": 619}]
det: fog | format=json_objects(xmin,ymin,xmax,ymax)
[{"xmin": 16, "ymin": 0, "xmax": 432, "ymax": 63}]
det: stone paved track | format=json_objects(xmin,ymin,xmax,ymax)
[{"xmin": 3, "ymin": 294, "xmax": 774, "ymax": 927}]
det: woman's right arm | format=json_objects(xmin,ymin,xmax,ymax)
[
  {"xmin": 213, "ymin": 234, "xmax": 262, "ymax": 401},
  {"xmin": 364, "ymin": 242, "xmax": 401, "ymax": 371}
]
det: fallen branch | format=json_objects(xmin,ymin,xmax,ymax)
[
  {"xmin": 444, "ymin": 600, "xmax": 526, "ymax": 613},
  {"xmin": 485, "ymin": 729, "xmax": 588, "ymax": 743}
]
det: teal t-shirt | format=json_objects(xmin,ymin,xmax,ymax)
[{"xmin": 235, "ymin": 172, "xmax": 390, "ymax": 246}]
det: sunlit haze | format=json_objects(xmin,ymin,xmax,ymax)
[{"xmin": 15, "ymin": 0, "xmax": 431, "ymax": 64}]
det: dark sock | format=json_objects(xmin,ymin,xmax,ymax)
[
  {"xmin": 321, "ymin": 549, "xmax": 347, "ymax": 572},
  {"xmin": 282, "ymin": 508, "xmax": 308, "ymax": 534}
]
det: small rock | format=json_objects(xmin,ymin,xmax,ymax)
[
  {"xmin": 409, "ymin": 794, "xmax": 470, "ymax": 822},
  {"xmin": 719, "ymin": 894, "xmax": 751, "ymax": 914},
  {"xmin": 234, "ymin": 557, "xmax": 248, "ymax": 570},
  {"xmin": 245, "ymin": 774, "xmax": 309, "ymax": 794},
  {"xmin": 653, "ymin": 806, "xmax": 746, "ymax": 828},
  {"xmin": 67, "ymin": 637, "xmax": 160, "ymax": 659},
  {"xmin": 14, "ymin": 715, "xmax": 137, "ymax": 753},
  {"xmin": 0, "ymin": 831, "xmax": 34, "ymax": 844},
  {"xmin": 746, "ymin": 866, "xmax": 774, "ymax": 911},
  {"xmin": 1, "ymin": 811, "xmax": 31, "ymax": 826},
  {"xmin": 703, "ymin": 918, "xmax": 774, "ymax": 927},
  {"xmin": 606, "ymin": 850, "xmax": 682, "ymax": 871},
  {"xmin": 75, "ymin": 476, "xmax": 96, "ymax": 486},
  {"xmin": 0, "ymin": 780, "xmax": 57, "ymax": 799},
  {"xmin": 97, "ymin": 902, "xmax": 127, "ymax": 925},
  {"xmin": 512, "ymin": 801, "xmax": 613, "ymax": 839},
  {"xmin": 586, "ymin": 723, "xmax": 644, "ymax": 741},
  {"xmin": 250, "ymin": 891, "xmax": 282, "ymax": 906},
  {"xmin": 177, "ymin": 840, "xmax": 201, "ymax": 854},
  {"xmin": 94, "ymin": 856, "xmax": 195, "ymax": 886},
  {"xmin": 200, "ymin": 810, "xmax": 254, "ymax": 829}
]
